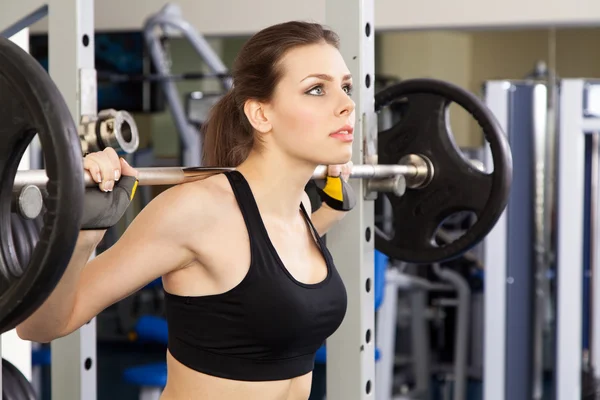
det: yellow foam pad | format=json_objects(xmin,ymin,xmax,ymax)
[{"xmin": 323, "ymin": 176, "xmax": 344, "ymax": 202}]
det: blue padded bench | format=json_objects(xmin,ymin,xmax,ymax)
[
  {"xmin": 32, "ymin": 347, "xmax": 51, "ymax": 366},
  {"xmin": 122, "ymin": 316, "xmax": 169, "ymax": 400},
  {"xmin": 134, "ymin": 315, "xmax": 168, "ymax": 344},
  {"xmin": 123, "ymin": 363, "xmax": 167, "ymax": 400},
  {"xmin": 123, "ymin": 363, "xmax": 167, "ymax": 387}
]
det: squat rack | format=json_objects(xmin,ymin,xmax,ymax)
[
  {"xmin": 5, "ymin": 2, "xmax": 600, "ymax": 400},
  {"xmin": 0, "ymin": 0, "xmax": 377, "ymax": 399}
]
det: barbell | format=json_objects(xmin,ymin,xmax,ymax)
[
  {"xmin": 13, "ymin": 159, "xmax": 430, "ymax": 188},
  {"xmin": 0, "ymin": 35, "xmax": 513, "ymax": 334}
]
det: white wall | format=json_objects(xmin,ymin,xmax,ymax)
[
  {"xmin": 378, "ymin": 31, "xmax": 474, "ymax": 147},
  {"xmin": 4, "ymin": 0, "xmax": 600, "ymax": 37},
  {"xmin": 375, "ymin": 26, "xmax": 600, "ymax": 147},
  {"xmin": 376, "ymin": 0, "xmax": 600, "ymax": 31}
]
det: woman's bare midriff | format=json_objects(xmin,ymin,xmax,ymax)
[{"xmin": 159, "ymin": 350, "xmax": 313, "ymax": 400}]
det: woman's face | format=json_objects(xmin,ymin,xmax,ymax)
[{"xmin": 261, "ymin": 42, "xmax": 356, "ymax": 166}]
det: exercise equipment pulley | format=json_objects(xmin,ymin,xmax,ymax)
[{"xmin": 0, "ymin": 35, "xmax": 513, "ymax": 335}]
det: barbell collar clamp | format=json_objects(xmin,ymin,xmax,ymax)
[
  {"xmin": 11, "ymin": 185, "xmax": 44, "ymax": 220},
  {"xmin": 399, "ymin": 154, "xmax": 434, "ymax": 189},
  {"xmin": 366, "ymin": 175, "xmax": 407, "ymax": 197},
  {"xmin": 78, "ymin": 109, "xmax": 140, "ymax": 155}
]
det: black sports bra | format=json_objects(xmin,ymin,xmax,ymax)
[{"xmin": 163, "ymin": 171, "xmax": 348, "ymax": 381}]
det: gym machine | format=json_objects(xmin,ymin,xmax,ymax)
[
  {"xmin": 0, "ymin": 1, "xmax": 513, "ymax": 400},
  {"xmin": 482, "ymin": 77, "xmax": 600, "ymax": 399},
  {"xmin": 141, "ymin": 3, "xmax": 232, "ymax": 167},
  {"xmin": 481, "ymin": 80, "xmax": 552, "ymax": 400}
]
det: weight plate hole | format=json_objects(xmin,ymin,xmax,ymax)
[{"xmin": 436, "ymin": 211, "xmax": 478, "ymax": 246}]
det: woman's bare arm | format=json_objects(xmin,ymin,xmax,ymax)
[{"xmin": 16, "ymin": 183, "xmax": 205, "ymax": 342}]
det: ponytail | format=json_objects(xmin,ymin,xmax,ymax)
[{"xmin": 201, "ymin": 89, "xmax": 254, "ymax": 167}]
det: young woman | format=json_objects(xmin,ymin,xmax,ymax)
[{"xmin": 17, "ymin": 20, "xmax": 357, "ymax": 400}]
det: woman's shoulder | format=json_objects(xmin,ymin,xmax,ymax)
[{"xmin": 149, "ymin": 172, "xmax": 237, "ymax": 225}]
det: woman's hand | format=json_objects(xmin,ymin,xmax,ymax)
[
  {"xmin": 83, "ymin": 148, "xmax": 138, "ymax": 192},
  {"xmin": 314, "ymin": 160, "xmax": 355, "ymax": 213},
  {"xmin": 80, "ymin": 148, "xmax": 140, "ymax": 231},
  {"xmin": 327, "ymin": 160, "xmax": 353, "ymax": 182}
]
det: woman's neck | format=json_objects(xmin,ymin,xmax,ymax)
[{"xmin": 236, "ymin": 149, "xmax": 316, "ymax": 221}]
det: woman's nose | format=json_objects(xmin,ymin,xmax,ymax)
[{"xmin": 337, "ymin": 93, "xmax": 355, "ymax": 116}]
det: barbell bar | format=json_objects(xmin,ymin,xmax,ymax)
[
  {"xmin": 13, "ymin": 155, "xmax": 432, "ymax": 190},
  {"xmin": 11, "ymin": 157, "xmax": 432, "ymax": 223}
]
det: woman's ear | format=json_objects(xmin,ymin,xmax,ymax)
[{"xmin": 243, "ymin": 99, "xmax": 272, "ymax": 133}]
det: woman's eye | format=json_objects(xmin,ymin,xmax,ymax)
[
  {"xmin": 307, "ymin": 86, "xmax": 324, "ymax": 96},
  {"xmin": 306, "ymin": 84, "xmax": 353, "ymax": 96}
]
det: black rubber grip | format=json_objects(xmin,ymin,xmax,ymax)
[
  {"xmin": 314, "ymin": 176, "xmax": 356, "ymax": 212},
  {"xmin": 80, "ymin": 175, "xmax": 138, "ymax": 230}
]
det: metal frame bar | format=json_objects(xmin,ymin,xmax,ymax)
[
  {"xmin": 590, "ymin": 85, "xmax": 600, "ymax": 380},
  {"xmin": 588, "ymin": 131, "xmax": 600, "ymax": 372},
  {"xmin": 483, "ymin": 81, "xmax": 555, "ymax": 400},
  {"xmin": 581, "ymin": 83, "xmax": 600, "ymax": 383},
  {"xmin": 482, "ymin": 81, "xmax": 510, "ymax": 400},
  {"xmin": 46, "ymin": 0, "xmax": 98, "ymax": 399},
  {"xmin": 531, "ymin": 82, "xmax": 553, "ymax": 400},
  {"xmin": 324, "ymin": 0, "xmax": 377, "ymax": 399},
  {"xmin": 500, "ymin": 82, "xmax": 538, "ymax": 400},
  {"xmin": 555, "ymin": 79, "xmax": 600, "ymax": 400}
]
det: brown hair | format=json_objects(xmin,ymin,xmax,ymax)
[{"xmin": 201, "ymin": 21, "xmax": 340, "ymax": 167}]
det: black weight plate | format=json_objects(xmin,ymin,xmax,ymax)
[
  {"xmin": 2, "ymin": 358, "xmax": 37, "ymax": 400},
  {"xmin": 21, "ymin": 215, "xmax": 42, "ymax": 250},
  {"xmin": 10, "ymin": 213, "xmax": 41, "ymax": 267},
  {"xmin": 374, "ymin": 79, "xmax": 512, "ymax": 264},
  {"xmin": 10, "ymin": 213, "xmax": 31, "ymax": 268},
  {"xmin": 0, "ymin": 36, "xmax": 84, "ymax": 333}
]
